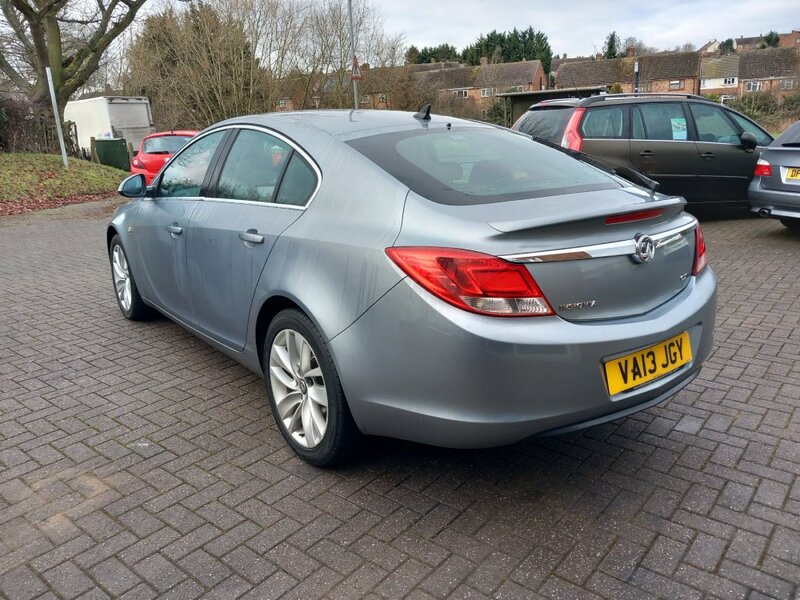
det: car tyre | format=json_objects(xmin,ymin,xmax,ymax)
[
  {"xmin": 264, "ymin": 309, "xmax": 360, "ymax": 466},
  {"xmin": 779, "ymin": 217, "xmax": 800, "ymax": 232},
  {"xmin": 109, "ymin": 234, "xmax": 152, "ymax": 321}
]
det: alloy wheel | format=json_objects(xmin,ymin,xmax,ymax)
[{"xmin": 111, "ymin": 245, "xmax": 132, "ymax": 311}]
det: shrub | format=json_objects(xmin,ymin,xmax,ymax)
[{"xmin": 728, "ymin": 92, "xmax": 779, "ymax": 122}]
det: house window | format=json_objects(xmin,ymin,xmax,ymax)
[
  {"xmin": 637, "ymin": 82, "xmax": 652, "ymax": 92},
  {"xmin": 276, "ymin": 98, "xmax": 288, "ymax": 108},
  {"xmin": 453, "ymin": 89, "xmax": 468, "ymax": 99},
  {"xmin": 781, "ymin": 78, "xmax": 798, "ymax": 90},
  {"xmin": 378, "ymin": 93, "xmax": 387, "ymax": 103},
  {"xmin": 700, "ymin": 79, "xmax": 709, "ymax": 88},
  {"xmin": 669, "ymin": 80, "xmax": 684, "ymax": 90},
  {"xmin": 360, "ymin": 95, "xmax": 369, "ymax": 104},
  {"xmin": 506, "ymin": 85, "xmax": 523, "ymax": 93},
  {"xmin": 746, "ymin": 80, "xmax": 763, "ymax": 92},
  {"xmin": 723, "ymin": 77, "xmax": 736, "ymax": 85},
  {"xmin": 480, "ymin": 88, "xmax": 495, "ymax": 98}
]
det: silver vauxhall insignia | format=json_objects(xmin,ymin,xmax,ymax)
[{"xmin": 108, "ymin": 109, "xmax": 717, "ymax": 466}]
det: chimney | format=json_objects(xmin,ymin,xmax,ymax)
[
  {"xmin": 562, "ymin": 53, "xmax": 567, "ymax": 59},
  {"xmin": 480, "ymin": 56, "xmax": 489, "ymax": 65},
  {"xmin": 626, "ymin": 46, "xmax": 635, "ymax": 58},
  {"xmin": 596, "ymin": 52, "xmax": 603, "ymax": 60}
]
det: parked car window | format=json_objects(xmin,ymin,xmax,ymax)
[
  {"xmin": 347, "ymin": 127, "xmax": 620, "ymax": 206},
  {"xmin": 580, "ymin": 106, "xmax": 625, "ymax": 139},
  {"xmin": 215, "ymin": 129, "xmax": 292, "ymax": 202},
  {"xmin": 158, "ymin": 130, "xmax": 226, "ymax": 198},
  {"xmin": 275, "ymin": 154, "xmax": 317, "ymax": 206},
  {"xmin": 142, "ymin": 135, "xmax": 193, "ymax": 154},
  {"xmin": 689, "ymin": 103, "xmax": 740, "ymax": 144},
  {"xmin": 514, "ymin": 107, "xmax": 573, "ymax": 142},
  {"xmin": 633, "ymin": 103, "xmax": 688, "ymax": 141},
  {"xmin": 725, "ymin": 111, "xmax": 773, "ymax": 146},
  {"xmin": 772, "ymin": 120, "xmax": 800, "ymax": 147}
]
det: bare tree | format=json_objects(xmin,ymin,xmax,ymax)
[{"xmin": 0, "ymin": 0, "xmax": 149, "ymax": 118}]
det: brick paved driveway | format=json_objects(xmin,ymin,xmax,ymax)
[{"xmin": 1, "ymin": 200, "xmax": 799, "ymax": 600}]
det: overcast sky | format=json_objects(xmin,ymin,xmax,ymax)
[{"xmin": 378, "ymin": 0, "xmax": 799, "ymax": 57}]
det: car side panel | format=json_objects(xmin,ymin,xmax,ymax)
[{"xmin": 246, "ymin": 141, "xmax": 408, "ymax": 357}]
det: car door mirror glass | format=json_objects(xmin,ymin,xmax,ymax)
[
  {"xmin": 740, "ymin": 131, "xmax": 758, "ymax": 150},
  {"xmin": 118, "ymin": 173, "xmax": 146, "ymax": 198}
]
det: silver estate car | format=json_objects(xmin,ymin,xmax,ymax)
[{"xmin": 108, "ymin": 109, "xmax": 717, "ymax": 466}]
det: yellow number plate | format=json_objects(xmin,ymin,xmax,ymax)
[
  {"xmin": 604, "ymin": 332, "xmax": 692, "ymax": 396},
  {"xmin": 787, "ymin": 167, "xmax": 800, "ymax": 180}
]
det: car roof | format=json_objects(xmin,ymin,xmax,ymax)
[
  {"xmin": 529, "ymin": 93, "xmax": 716, "ymax": 111},
  {"xmin": 208, "ymin": 109, "xmax": 489, "ymax": 142}
]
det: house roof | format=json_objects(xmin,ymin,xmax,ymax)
[
  {"xmin": 555, "ymin": 52, "xmax": 700, "ymax": 87},
  {"xmin": 413, "ymin": 65, "xmax": 475, "ymax": 90},
  {"xmin": 473, "ymin": 60, "xmax": 542, "ymax": 89},
  {"xmin": 701, "ymin": 55, "xmax": 740, "ymax": 79},
  {"xmin": 736, "ymin": 36, "xmax": 763, "ymax": 46},
  {"xmin": 551, "ymin": 56, "xmax": 591, "ymax": 73},
  {"xmin": 739, "ymin": 47, "xmax": 800, "ymax": 79}
]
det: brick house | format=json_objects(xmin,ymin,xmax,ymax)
[
  {"xmin": 700, "ymin": 55, "xmax": 740, "ymax": 100},
  {"xmin": 738, "ymin": 47, "xmax": 800, "ymax": 98},
  {"xmin": 555, "ymin": 51, "xmax": 701, "ymax": 94}
]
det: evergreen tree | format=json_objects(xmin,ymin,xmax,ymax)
[
  {"xmin": 762, "ymin": 31, "xmax": 780, "ymax": 48},
  {"xmin": 603, "ymin": 31, "xmax": 622, "ymax": 59}
]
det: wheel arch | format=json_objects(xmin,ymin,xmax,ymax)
[{"xmin": 106, "ymin": 225, "xmax": 119, "ymax": 252}]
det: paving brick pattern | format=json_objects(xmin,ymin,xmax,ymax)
[{"xmin": 1, "ymin": 201, "xmax": 799, "ymax": 599}]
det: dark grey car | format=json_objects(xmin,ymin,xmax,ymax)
[
  {"xmin": 513, "ymin": 93, "xmax": 773, "ymax": 211},
  {"xmin": 108, "ymin": 109, "xmax": 717, "ymax": 466},
  {"xmin": 749, "ymin": 119, "xmax": 800, "ymax": 230}
]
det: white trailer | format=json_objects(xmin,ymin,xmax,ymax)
[{"xmin": 64, "ymin": 96, "xmax": 155, "ymax": 154}]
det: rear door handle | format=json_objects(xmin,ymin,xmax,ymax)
[
  {"xmin": 166, "ymin": 224, "xmax": 182, "ymax": 236},
  {"xmin": 639, "ymin": 150, "xmax": 654, "ymax": 157},
  {"xmin": 239, "ymin": 230, "xmax": 264, "ymax": 244},
  {"xmin": 701, "ymin": 152, "xmax": 715, "ymax": 160}
]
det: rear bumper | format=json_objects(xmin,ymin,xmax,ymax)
[
  {"xmin": 330, "ymin": 268, "xmax": 717, "ymax": 449},
  {"xmin": 749, "ymin": 181, "xmax": 800, "ymax": 219}
]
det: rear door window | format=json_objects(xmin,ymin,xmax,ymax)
[
  {"xmin": 275, "ymin": 154, "xmax": 318, "ymax": 206},
  {"xmin": 634, "ymin": 103, "xmax": 689, "ymax": 141},
  {"xmin": 689, "ymin": 103, "xmax": 740, "ymax": 144},
  {"xmin": 580, "ymin": 106, "xmax": 626, "ymax": 139},
  {"xmin": 214, "ymin": 129, "xmax": 292, "ymax": 202},
  {"xmin": 514, "ymin": 107, "xmax": 573, "ymax": 142},
  {"xmin": 347, "ymin": 126, "xmax": 619, "ymax": 206}
]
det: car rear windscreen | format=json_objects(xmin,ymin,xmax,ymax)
[
  {"xmin": 143, "ymin": 135, "xmax": 193, "ymax": 154},
  {"xmin": 772, "ymin": 120, "xmax": 800, "ymax": 147},
  {"xmin": 346, "ymin": 126, "xmax": 619, "ymax": 206},
  {"xmin": 513, "ymin": 107, "xmax": 574, "ymax": 142}
]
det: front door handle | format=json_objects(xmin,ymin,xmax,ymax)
[
  {"xmin": 639, "ymin": 150, "xmax": 654, "ymax": 157},
  {"xmin": 166, "ymin": 224, "xmax": 182, "ymax": 237},
  {"xmin": 239, "ymin": 230, "xmax": 265, "ymax": 244},
  {"xmin": 701, "ymin": 152, "xmax": 715, "ymax": 160}
]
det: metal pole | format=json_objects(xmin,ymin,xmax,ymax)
[
  {"xmin": 347, "ymin": 0, "xmax": 358, "ymax": 110},
  {"xmin": 46, "ymin": 67, "xmax": 69, "ymax": 169},
  {"xmin": 46, "ymin": 67, "xmax": 69, "ymax": 168},
  {"xmin": 633, "ymin": 61, "xmax": 639, "ymax": 94}
]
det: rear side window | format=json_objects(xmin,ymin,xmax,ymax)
[
  {"xmin": 275, "ymin": 154, "xmax": 317, "ymax": 206},
  {"xmin": 215, "ymin": 129, "xmax": 291, "ymax": 202},
  {"xmin": 580, "ymin": 106, "xmax": 625, "ymax": 139},
  {"xmin": 346, "ymin": 127, "xmax": 619, "ymax": 206},
  {"xmin": 633, "ymin": 103, "xmax": 688, "ymax": 141},
  {"xmin": 514, "ymin": 107, "xmax": 573, "ymax": 142}
]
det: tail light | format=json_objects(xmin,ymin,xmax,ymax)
[
  {"xmin": 692, "ymin": 224, "xmax": 707, "ymax": 276},
  {"xmin": 560, "ymin": 107, "xmax": 586, "ymax": 151},
  {"xmin": 131, "ymin": 157, "xmax": 145, "ymax": 169},
  {"xmin": 753, "ymin": 158, "xmax": 772, "ymax": 177},
  {"xmin": 386, "ymin": 247, "xmax": 554, "ymax": 317},
  {"xmin": 605, "ymin": 208, "xmax": 663, "ymax": 225}
]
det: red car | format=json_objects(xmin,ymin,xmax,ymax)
[{"xmin": 130, "ymin": 130, "xmax": 198, "ymax": 184}]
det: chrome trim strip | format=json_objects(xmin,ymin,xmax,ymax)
[{"xmin": 501, "ymin": 220, "xmax": 696, "ymax": 263}]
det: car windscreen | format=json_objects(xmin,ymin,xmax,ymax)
[
  {"xmin": 142, "ymin": 135, "xmax": 193, "ymax": 154},
  {"xmin": 513, "ymin": 107, "xmax": 573, "ymax": 142},
  {"xmin": 346, "ymin": 127, "xmax": 619, "ymax": 206},
  {"xmin": 772, "ymin": 120, "xmax": 800, "ymax": 147}
]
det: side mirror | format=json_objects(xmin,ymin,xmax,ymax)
[
  {"xmin": 740, "ymin": 131, "xmax": 758, "ymax": 152},
  {"xmin": 118, "ymin": 173, "xmax": 147, "ymax": 198},
  {"xmin": 132, "ymin": 150, "xmax": 139, "ymax": 157}
]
